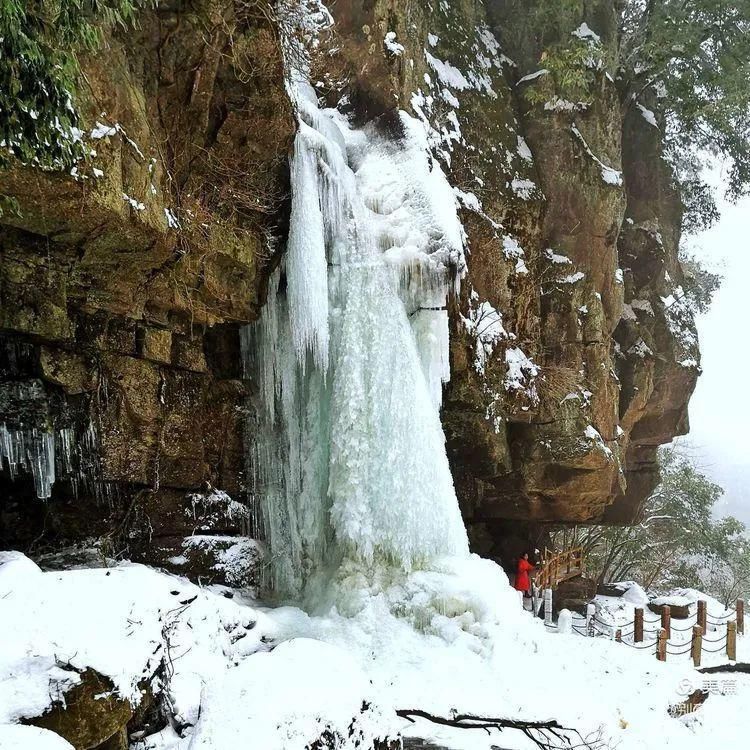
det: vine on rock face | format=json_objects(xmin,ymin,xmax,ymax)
[{"xmin": 0, "ymin": 0, "xmax": 154, "ymax": 171}]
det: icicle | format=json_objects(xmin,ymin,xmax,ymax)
[
  {"xmin": 241, "ymin": 268, "xmax": 282, "ymax": 423},
  {"xmin": 57, "ymin": 427, "xmax": 75, "ymax": 476},
  {"xmin": 286, "ymin": 123, "xmax": 331, "ymax": 371},
  {"xmin": 410, "ymin": 308, "xmax": 451, "ymax": 408},
  {"xmin": 0, "ymin": 424, "xmax": 56, "ymax": 499}
]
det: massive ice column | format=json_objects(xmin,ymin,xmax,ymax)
[{"xmin": 244, "ymin": 81, "xmax": 469, "ymax": 598}]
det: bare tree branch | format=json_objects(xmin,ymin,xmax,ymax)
[{"xmin": 396, "ymin": 709, "xmax": 609, "ymax": 750}]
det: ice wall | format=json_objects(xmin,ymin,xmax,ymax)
[{"xmin": 244, "ymin": 80, "xmax": 469, "ymax": 597}]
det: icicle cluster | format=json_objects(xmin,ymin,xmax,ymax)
[
  {"xmin": 0, "ymin": 424, "xmax": 56, "ymax": 499},
  {"xmin": 245, "ymin": 80, "xmax": 469, "ymax": 597},
  {"xmin": 0, "ymin": 420, "xmax": 106, "ymax": 502}
]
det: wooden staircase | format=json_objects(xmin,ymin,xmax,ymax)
[{"xmin": 535, "ymin": 547, "xmax": 584, "ymax": 590}]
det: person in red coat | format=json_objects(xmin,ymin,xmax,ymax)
[{"xmin": 514, "ymin": 552, "xmax": 535, "ymax": 597}]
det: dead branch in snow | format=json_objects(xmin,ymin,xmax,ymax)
[
  {"xmin": 395, "ymin": 709, "xmax": 610, "ymax": 750},
  {"xmin": 699, "ymin": 662, "xmax": 750, "ymax": 674}
]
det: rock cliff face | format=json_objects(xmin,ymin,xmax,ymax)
[
  {"xmin": 0, "ymin": 0, "xmax": 698, "ymax": 571},
  {"xmin": 0, "ymin": 1, "xmax": 293, "ymax": 563},
  {"xmin": 294, "ymin": 0, "xmax": 699, "ymax": 562}
]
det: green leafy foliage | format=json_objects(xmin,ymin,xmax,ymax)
[
  {"xmin": 0, "ymin": 193, "xmax": 21, "ymax": 218},
  {"xmin": 678, "ymin": 250, "xmax": 722, "ymax": 315},
  {"xmin": 524, "ymin": 39, "xmax": 607, "ymax": 109},
  {"xmin": 499, "ymin": 0, "xmax": 585, "ymax": 50},
  {"xmin": 0, "ymin": 0, "xmax": 152, "ymax": 171},
  {"xmin": 679, "ymin": 174, "xmax": 721, "ymax": 234},
  {"xmin": 517, "ymin": 3, "xmax": 614, "ymax": 110},
  {"xmin": 620, "ymin": 0, "xmax": 750, "ymax": 201}
]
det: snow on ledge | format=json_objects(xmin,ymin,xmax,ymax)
[
  {"xmin": 572, "ymin": 23, "xmax": 601, "ymax": 43},
  {"xmin": 571, "ymin": 124, "xmax": 623, "ymax": 186}
]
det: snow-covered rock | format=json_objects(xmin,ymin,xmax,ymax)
[{"xmin": 0, "ymin": 556, "xmax": 272, "ymax": 733}]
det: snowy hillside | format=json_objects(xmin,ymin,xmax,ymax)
[{"xmin": 1, "ymin": 552, "xmax": 748, "ymax": 750}]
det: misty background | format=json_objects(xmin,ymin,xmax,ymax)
[{"xmin": 678, "ymin": 170, "xmax": 750, "ymax": 525}]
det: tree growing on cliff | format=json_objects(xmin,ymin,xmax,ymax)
[
  {"xmin": 0, "ymin": 0, "xmax": 154, "ymax": 170},
  {"xmin": 678, "ymin": 250, "xmax": 722, "ymax": 314},
  {"xmin": 620, "ymin": 0, "xmax": 750, "ymax": 174},
  {"xmin": 619, "ymin": 0, "xmax": 750, "ymax": 223},
  {"xmin": 515, "ymin": 1, "xmax": 750, "ymax": 229}
]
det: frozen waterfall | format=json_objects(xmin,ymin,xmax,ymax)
[{"xmin": 244, "ymin": 81, "xmax": 469, "ymax": 598}]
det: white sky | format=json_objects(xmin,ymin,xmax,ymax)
[{"xmin": 677, "ymin": 182, "xmax": 750, "ymax": 524}]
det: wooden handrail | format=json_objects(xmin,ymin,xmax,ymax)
[
  {"xmin": 535, "ymin": 546, "xmax": 584, "ymax": 590},
  {"xmin": 593, "ymin": 601, "xmax": 745, "ymax": 663}
]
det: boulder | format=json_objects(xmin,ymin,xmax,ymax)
[
  {"xmin": 24, "ymin": 668, "xmax": 150, "ymax": 750},
  {"xmin": 648, "ymin": 599, "xmax": 692, "ymax": 620},
  {"xmin": 553, "ymin": 576, "xmax": 597, "ymax": 616},
  {"xmin": 597, "ymin": 583, "xmax": 628, "ymax": 598},
  {"xmin": 142, "ymin": 534, "xmax": 263, "ymax": 589}
]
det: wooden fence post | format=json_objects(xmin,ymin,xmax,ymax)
[
  {"xmin": 615, "ymin": 629, "xmax": 622, "ymax": 643},
  {"xmin": 634, "ymin": 607, "xmax": 644, "ymax": 643},
  {"xmin": 661, "ymin": 605, "xmax": 671, "ymax": 640},
  {"xmin": 691, "ymin": 625, "xmax": 702, "ymax": 668},
  {"xmin": 697, "ymin": 600, "xmax": 707, "ymax": 634},
  {"xmin": 727, "ymin": 621, "xmax": 737, "ymax": 661},
  {"xmin": 657, "ymin": 628, "xmax": 667, "ymax": 662},
  {"xmin": 737, "ymin": 599, "xmax": 745, "ymax": 635}
]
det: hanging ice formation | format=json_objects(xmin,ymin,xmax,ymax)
[
  {"xmin": 0, "ymin": 349, "xmax": 106, "ymax": 501},
  {"xmin": 0, "ymin": 423, "xmax": 56, "ymax": 499},
  {"xmin": 0, "ymin": 417, "xmax": 104, "ymax": 501},
  {"xmin": 244, "ymin": 79, "xmax": 470, "ymax": 598},
  {"xmin": 0, "ymin": 374, "xmax": 58, "ymax": 499}
]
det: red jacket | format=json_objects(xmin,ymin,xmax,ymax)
[{"xmin": 514, "ymin": 558, "xmax": 533, "ymax": 592}]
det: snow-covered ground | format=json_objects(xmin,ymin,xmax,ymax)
[{"xmin": 2, "ymin": 551, "xmax": 747, "ymax": 750}]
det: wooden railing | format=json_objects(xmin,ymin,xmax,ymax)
[
  {"xmin": 535, "ymin": 546, "xmax": 584, "ymax": 590},
  {"xmin": 572, "ymin": 599, "xmax": 745, "ymax": 666}
]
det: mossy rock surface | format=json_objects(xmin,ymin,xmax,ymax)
[{"xmin": 24, "ymin": 669, "xmax": 138, "ymax": 750}]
